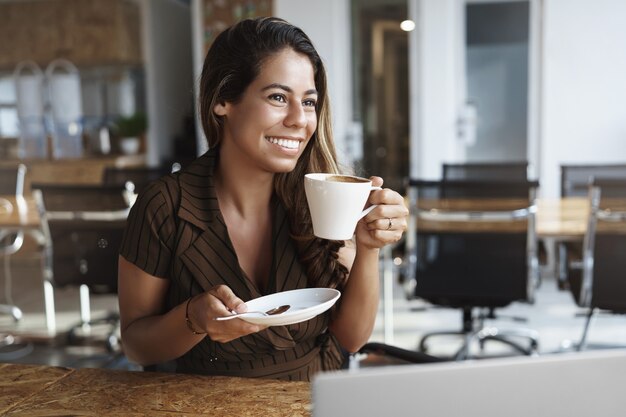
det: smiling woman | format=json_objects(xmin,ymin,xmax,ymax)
[{"xmin": 116, "ymin": 17, "xmax": 409, "ymax": 381}]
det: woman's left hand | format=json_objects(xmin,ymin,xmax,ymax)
[{"xmin": 354, "ymin": 176, "xmax": 408, "ymax": 251}]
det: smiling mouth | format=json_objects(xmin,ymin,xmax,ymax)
[{"xmin": 266, "ymin": 136, "xmax": 300, "ymax": 150}]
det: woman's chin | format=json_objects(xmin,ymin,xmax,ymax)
[{"xmin": 269, "ymin": 159, "xmax": 299, "ymax": 174}]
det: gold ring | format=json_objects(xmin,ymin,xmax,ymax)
[{"xmin": 387, "ymin": 218, "xmax": 393, "ymax": 230}]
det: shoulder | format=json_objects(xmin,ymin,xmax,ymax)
[{"xmin": 131, "ymin": 173, "xmax": 181, "ymax": 223}]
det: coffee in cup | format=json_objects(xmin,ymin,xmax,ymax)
[
  {"xmin": 304, "ymin": 173, "xmax": 381, "ymax": 240},
  {"xmin": 324, "ymin": 175, "xmax": 370, "ymax": 184}
]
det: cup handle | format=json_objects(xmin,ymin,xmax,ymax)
[
  {"xmin": 358, "ymin": 186, "xmax": 383, "ymax": 219},
  {"xmin": 359, "ymin": 204, "xmax": 377, "ymax": 219}
]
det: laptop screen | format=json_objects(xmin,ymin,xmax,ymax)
[{"xmin": 312, "ymin": 350, "xmax": 626, "ymax": 417}]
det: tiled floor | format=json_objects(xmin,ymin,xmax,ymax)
[{"xmin": 2, "ymin": 249, "xmax": 626, "ymax": 370}]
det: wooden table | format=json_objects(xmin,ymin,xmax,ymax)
[
  {"xmin": 411, "ymin": 197, "xmax": 589, "ymax": 238},
  {"xmin": 0, "ymin": 154, "xmax": 146, "ymax": 192},
  {"xmin": 0, "ymin": 363, "xmax": 311, "ymax": 416},
  {"xmin": 536, "ymin": 197, "xmax": 589, "ymax": 239},
  {"xmin": 0, "ymin": 195, "xmax": 41, "ymax": 232}
]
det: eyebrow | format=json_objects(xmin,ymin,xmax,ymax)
[{"xmin": 261, "ymin": 83, "xmax": 318, "ymax": 96}]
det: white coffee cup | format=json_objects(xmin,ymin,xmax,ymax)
[{"xmin": 304, "ymin": 173, "xmax": 381, "ymax": 240}]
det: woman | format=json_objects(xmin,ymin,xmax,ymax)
[{"xmin": 118, "ymin": 17, "xmax": 408, "ymax": 381}]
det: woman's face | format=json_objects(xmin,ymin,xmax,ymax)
[{"xmin": 214, "ymin": 48, "xmax": 318, "ymax": 173}]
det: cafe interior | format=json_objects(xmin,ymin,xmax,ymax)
[{"xmin": 1, "ymin": 0, "xmax": 626, "ymax": 415}]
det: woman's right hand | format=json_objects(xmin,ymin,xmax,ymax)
[{"xmin": 186, "ymin": 285, "xmax": 265, "ymax": 343}]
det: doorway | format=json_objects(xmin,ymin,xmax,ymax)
[{"xmin": 352, "ymin": 0, "xmax": 410, "ymax": 192}]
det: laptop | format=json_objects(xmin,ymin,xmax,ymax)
[{"xmin": 312, "ymin": 349, "xmax": 626, "ymax": 417}]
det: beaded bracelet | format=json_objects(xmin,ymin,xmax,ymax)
[{"xmin": 185, "ymin": 297, "xmax": 206, "ymax": 335}]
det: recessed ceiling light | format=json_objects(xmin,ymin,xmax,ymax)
[{"xmin": 400, "ymin": 20, "xmax": 415, "ymax": 32}]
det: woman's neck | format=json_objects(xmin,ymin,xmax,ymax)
[{"xmin": 214, "ymin": 150, "xmax": 274, "ymax": 218}]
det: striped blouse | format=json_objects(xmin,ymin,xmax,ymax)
[{"xmin": 119, "ymin": 149, "xmax": 345, "ymax": 381}]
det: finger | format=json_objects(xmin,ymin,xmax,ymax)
[
  {"xmin": 368, "ymin": 188, "xmax": 406, "ymax": 206},
  {"xmin": 366, "ymin": 216, "xmax": 407, "ymax": 232},
  {"xmin": 210, "ymin": 285, "xmax": 247, "ymax": 313},
  {"xmin": 223, "ymin": 320, "xmax": 263, "ymax": 335},
  {"xmin": 369, "ymin": 176, "xmax": 384, "ymax": 188},
  {"xmin": 370, "ymin": 229, "xmax": 405, "ymax": 244},
  {"xmin": 374, "ymin": 217, "xmax": 393, "ymax": 231}
]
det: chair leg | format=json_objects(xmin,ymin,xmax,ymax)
[
  {"xmin": 478, "ymin": 327, "xmax": 539, "ymax": 355},
  {"xmin": 576, "ymin": 308, "xmax": 595, "ymax": 351},
  {"xmin": 422, "ymin": 308, "xmax": 474, "ymax": 360},
  {"xmin": 79, "ymin": 284, "xmax": 91, "ymax": 330},
  {"xmin": 1, "ymin": 251, "xmax": 23, "ymax": 322},
  {"xmin": 43, "ymin": 280, "xmax": 56, "ymax": 334},
  {"xmin": 419, "ymin": 330, "xmax": 466, "ymax": 353},
  {"xmin": 453, "ymin": 332, "xmax": 474, "ymax": 361},
  {"xmin": 0, "ymin": 304, "xmax": 22, "ymax": 321}
]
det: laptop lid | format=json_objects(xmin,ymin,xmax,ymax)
[{"xmin": 312, "ymin": 350, "xmax": 626, "ymax": 417}]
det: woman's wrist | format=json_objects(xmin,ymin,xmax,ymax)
[
  {"xmin": 185, "ymin": 296, "xmax": 207, "ymax": 336},
  {"xmin": 355, "ymin": 242, "xmax": 381, "ymax": 256}
]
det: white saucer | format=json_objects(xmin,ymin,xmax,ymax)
[{"xmin": 237, "ymin": 288, "xmax": 341, "ymax": 326}]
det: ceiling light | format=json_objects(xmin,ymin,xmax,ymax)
[{"xmin": 400, "ymin": 20, "xmax": 415, "ymax": 32}]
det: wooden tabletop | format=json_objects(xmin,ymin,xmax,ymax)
[
  {"xmin": 0, "ymin": 195, "xmax": 40, "ymax": 230},
  {"xmin": 536, "ymin": 197, "xmax": 589, "ymax": 239},
  {"xmin": 0, "ymin": 195, "xmax": 589, "ymax": 239},
  {"xmin": 0, "ymin": 155, "xmax": 147, "ymax": 191},
  {"xmin": 413, "ymin": 197, "xmax": 590, "ymax": 239},
  {"xmin": 0, "ymin": 363, "xmax": 311, "ymax": 416}
]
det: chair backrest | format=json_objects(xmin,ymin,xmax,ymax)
[
  {"xmin": 102, "ymin": 166, "xmax": 171, "ymax": 195},
  {"xmin": 32, "ymin": 183, "xmax": 130, "ymax": 293},
  {"xmin": 560, "ymin": 164, "xmax": 626, "ymax": 197},
  {"xmin": 579, "ymin": 179, "xmax": 626, "ymax": 311},
  {"xmin": 0, "ymin": 164, "xmax": 26, "ymax": 196},
  {"xmin": 442, "ymin": 162, "xmax": 528, "ymax": 181},
  {"xmin": 405, "ymin": 179, "xmax": 539, "ymax": 309}
]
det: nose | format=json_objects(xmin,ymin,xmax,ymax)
[{"xmin": 284, "ymin": 103, "xmax": 307, "ymax": 129}]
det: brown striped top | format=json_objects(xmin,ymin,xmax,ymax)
[{"xmin": 119, "ymin": 149, "xmax": 345, "ymax": 381}]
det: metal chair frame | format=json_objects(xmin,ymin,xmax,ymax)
[
  {"xmin": 403, "ymin": 179, "xmax": 540, "ymax": 360},
  {"xmin": 574, "ymin": 180, "xmax": 626, "ymax": 351},
  {"xmin": 32, "ymin": 184, "xmax": 129, "ymax": 347},
  {"xmin": 0, "ymin": 164, "xmax": 27, "ymax": 322}
]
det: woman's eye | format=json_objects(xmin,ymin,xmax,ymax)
[
  {"xmin": 269, "ymin": 94, "xmax": 286, "ymax": 103},
  {"xmin": 303, "ymin": 99, "xmax": 317, "ymax": 107}
]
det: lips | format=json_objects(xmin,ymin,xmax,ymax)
[{"xmin": 265, "ymin": 136, "xmax": 300, "ymax": 150}]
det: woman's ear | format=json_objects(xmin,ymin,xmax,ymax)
[{"xmin": 214, "ymin": 101, "xmax": 228, "ymax": 117}]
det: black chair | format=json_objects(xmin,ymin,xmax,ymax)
[
  {"xmin": 0, "ymin": 164, "xmax": 27, "ymax": 322},
  {"xmin": 102, "ymin": 165, "xmax": 175, "ymax": 196},
  {"xmin": 399, "ymin": 179, "xmax": 540, "ymax": 361},
  {"xmin": 32, "ymin": 183, "xmax": 130, "ymax": 352},
  {"xmin": 441, "ymin": 162, "xmax": 549, "ymax": 278},
  {"xmin": 557, "ymin": 164, "xmax": 626, "ymax": 289},
  {"xmin": 565, "ymin": 179, "xmax": 626, "ymax": 351},
  {"xmin": 442, "ymin": 162, "xmax": 529, "ymax": 181},
  {"xmin": 560, "ymin": 164, "xmax": 626, "ymax": 197}
]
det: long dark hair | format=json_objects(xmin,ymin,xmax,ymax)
[{"xmin": 198, "ymin": 17, "xmax": 348, "ymax": 290}]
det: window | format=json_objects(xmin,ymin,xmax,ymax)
[{"xmin": 0, "ymin": 75, "xmax": 19, "ymax": 138}]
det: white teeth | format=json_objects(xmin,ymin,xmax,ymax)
[{"xmin": 266, "ymin": 137, "xmax": 299, "ymax": 149}]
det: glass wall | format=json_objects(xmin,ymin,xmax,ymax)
[{"xmin": 465, "ymin": 1, "xmax": 530, "ymax": 162}]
